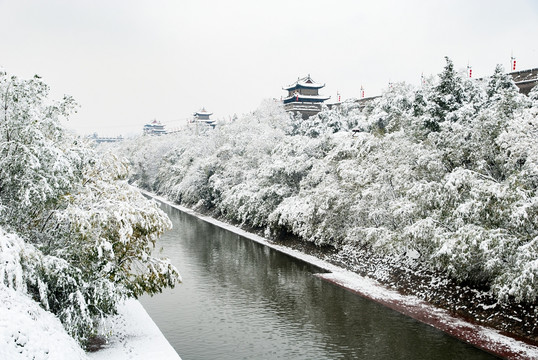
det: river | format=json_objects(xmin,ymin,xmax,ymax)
[{"xmin": 140, "ymin": 202, "xmax": 498, "ymax": 360}]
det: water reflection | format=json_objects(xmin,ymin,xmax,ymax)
[{"xmin": 140, "ymin": 203, "xmax": 497, "ymax": 360}]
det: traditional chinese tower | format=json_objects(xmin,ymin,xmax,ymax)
[
  {"xmin": 193, "ymin": 108, "xmax": 216, "ymax": 127},
  {"xmin": 143, "ymin": 119, "xmax": 166, "ymax": 136},
  {"xmin": 283, "ymin": 74, "xmax": 330, "ymax": 119}
]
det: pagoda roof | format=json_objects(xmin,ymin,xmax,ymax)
[
  {"xmin": 283, "ymin": 75, "xmax": 325, "ymax": 90},
  {"xmin": 283, "ymin": 94, "xmax": 330, "ymax": 104},
  {"xmin": 194, "ymin": 108, "xmax": 213, "ymax": 116},
  {"xmin": 144, "ymin": 119, "xmax": 164, "ymax": 127},
  {"xmin": 195, "ymin": 119, "xmax": 217, "ymax": 124}
]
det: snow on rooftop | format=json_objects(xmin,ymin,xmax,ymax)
[
  {"xmin": 194, "ymin": 108, "xmax": 212, "ymax": 116},
  {"xmin": 284, "ymin": 75, "xmax": 325, "ymax": 90},
  {"xmin": 144, "ymin": 120, "xmax": 164, "ymax": 128},
  {"xmin": 283, "ymin": 94, "xmax": 331, "ymax": 101}
]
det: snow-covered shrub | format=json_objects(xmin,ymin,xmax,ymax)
[
  {"xmin": 292, "ymin": 100, "xmax": 363, "ymax": 137},
  {"xmin": 0, "ymin": 72, "xmax": 180, "ymax": 345},
  {"xmin": 0, "ymin": 227, "xmax": 93, "ymax": 342}
]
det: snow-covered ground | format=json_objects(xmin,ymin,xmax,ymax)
[
  {"xmin": 0, "ymin": 283, "xmax": 180, "ymax": 360},
  {"xmin": 146, "ymin": 190, "xmax": 538, "ymax": 360},
  {"xmin": 0, "ymin": 284, "xmax": 87, "ymax": 360},
  {"xmin": 88, "ymin": 299, "xmax": 181, "ymax": 360}
]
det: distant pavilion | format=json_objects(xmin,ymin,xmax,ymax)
[
  {"xmin": 193, "ymin": 108, "xmax": 216, "ymax": 128},
  {"xmin": 283, "ymin": 75, "xmax": 330, "ymax": 118},
  {"xmin": 143, "ymin": 119, "xmax": 166, "ymax": 136}
]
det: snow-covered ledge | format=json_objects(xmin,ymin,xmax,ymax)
[{"xmin": 88, "ymin": 299, "xmax": 181, "ymax": 360}]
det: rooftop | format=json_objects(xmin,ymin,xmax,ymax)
[
  {"xmin": 194, "ymin": 108, "xmax": 213, "ymax": 116},
  {"xmin": 284, "ymin": 74, "xmax": 325, "ymax": 91},
  {"xmin": 283, "ymin": 94, "xmax": 331, "ymax": 102}
]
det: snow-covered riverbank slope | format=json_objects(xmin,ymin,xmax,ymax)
[
  {"xmin": 145, "ymin": 190, "xmax": 538, "ymax": 360},
  {"xmin": 0, "ymin": 283, "xmax": 180, "ymax": 360},
  {"xmin": 88, "ymin": 299, "xmax": 181, "ymax": 360}
]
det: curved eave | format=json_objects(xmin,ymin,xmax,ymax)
[
  {"xmin": 283, "ymin": 83, "xmax": 326, "ymax": 91},
  {"xmin": 283, "ymin": 95, "xmax": 330, "ymax": 104}
]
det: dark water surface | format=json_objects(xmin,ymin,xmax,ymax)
[{"xmin": 140, "ymin": 202, "xmax": 498, "ymax": 360}]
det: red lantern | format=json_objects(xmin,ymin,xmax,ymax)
[{"xmin": 513, "ymin": 60, "xmax": 516, "ymax": 71}]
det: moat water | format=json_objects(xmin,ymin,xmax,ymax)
[{"xmin": 140, "ymin": 202, "xmax": 497, "ymax": 359}]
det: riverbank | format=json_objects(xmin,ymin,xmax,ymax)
[
  {"xmin": 144, "ymin": 190, "xmax": 538, "ymax": 360},
  {"xmin": 0, "ymin": 283, "xmax": 180, "ymax": 360},
  {"xmin": 88, "ymin": 299, "xmax": 181, "ymax": 360}
]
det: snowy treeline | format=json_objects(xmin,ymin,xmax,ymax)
[
  {"xmin": 115, "ymin": 58, "xmax": 538, "ymax": 303},
  {"xmin": 0, "ymin": 73, "xmax": 180, "ymax": 347}
]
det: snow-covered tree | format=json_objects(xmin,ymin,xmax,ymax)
[{"xmin": 0, "ymin": 72, "xmax": 180, "ymax": 345}]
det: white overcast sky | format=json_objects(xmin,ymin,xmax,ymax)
[{"xmin": 1, "ymin": 0, "xmax": 537, "ymax": 136}]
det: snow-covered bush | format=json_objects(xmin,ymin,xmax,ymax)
[
  {"xmin": 0, "ymin": 72, "xmax": 180, "ymax": 346},
  {"xmin": 292, "ymin": 101, "xmax": 363, "ymax": 137}
]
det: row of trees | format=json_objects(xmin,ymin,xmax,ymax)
[
  {"xmin": 114, "ymin": 59, "xmax": 538, "ymax": 304},
  {"xmin": 0, "ymin": 73, "xmax": 180, "ymax": 346}
]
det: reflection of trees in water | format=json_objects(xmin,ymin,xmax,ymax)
[{"xmin": 158, "ymin": 205, "xmax": 495, "ymax": 360}]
